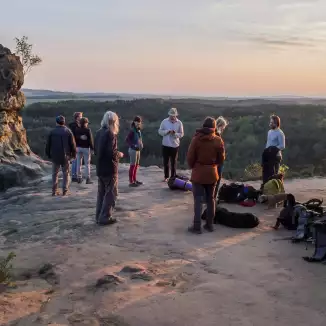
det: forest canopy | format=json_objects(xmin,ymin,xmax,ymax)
[{"xmin": 23, "ymin": 98, "xmax": 326, "ymax": 180}]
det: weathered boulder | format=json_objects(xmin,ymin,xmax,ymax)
[{"xmin": 0, "ymin": 44, "xmax": 49, "ymax": 191}]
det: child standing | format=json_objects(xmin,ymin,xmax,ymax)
[{"xmin": 126, "ymin": 116, "xmax": 143, "ymax": 187}]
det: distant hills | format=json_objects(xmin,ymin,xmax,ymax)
[{"xmin": 22, "ymin": 88, "xmax": 326, "ymax": 106}]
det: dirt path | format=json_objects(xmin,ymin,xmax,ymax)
[{"xmin": 0, "ymin": 165, "xmax": 326, "ymax": 326}]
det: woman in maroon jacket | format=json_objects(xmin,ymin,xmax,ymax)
[{"xmin": 126, "ymin": 116, "xmax": 143, "ymax": 187}]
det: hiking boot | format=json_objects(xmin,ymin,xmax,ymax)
[
  {"xmin": 129, "ymin": 183, "xmax": 138, "ymax": 187},
  {"xmin": 188, "ymin": 226, "xmax": 202, "ymax": 234},
  {"xmin": 72, "ymin": 177, "xmax": 78, "ymax": 183},
  {"xmin": 135, "ymin": 180, "xmax": 143, "ymax": 185},
  {"xmin": 86, "ymin": 178, "xmax": 93, "ymax": 185},
  {"xmin": 52, "ymin": 190, "xmax": 60, "ymax": 196},
  {"xmin": 98, "ymin": 218, "xmax": 117, "ymax": 226},
  {"xmin": 204, "ymin": 224, "xmax": 214, "ymax": 232}
]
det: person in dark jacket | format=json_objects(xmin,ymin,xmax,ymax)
[
  {"xmin": 94, "ymin": 111, "xmax": 124, "ymax": 226},
  {"xmin": 126, "ymin": 116, "xmax": 143, "ymax": 187},
  {"xmin": 68, "ymin": 112, "xmax": 83, "ymax": 182},
  {"xmin": 75, "ymin": 117, "xmax": 94, "ymax": 184},
  {"xmin": 187, "ymin": 117, "xmax": 225, "ymax": 234},
  {"xmin": 45, "ymin": 115, "xmax": 76, "ymax": 196}
]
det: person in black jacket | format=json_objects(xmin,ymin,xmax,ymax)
[
  {"xmin": 68, "ymin": 112, "xmax": 83, "ymax": 182},
  {"xmin": 75, "ymin": 117, "xmax": 94, "ymax": 184},
  {"xmin": 94, "ymin": 111, "xmax": 124, "ymax": 225},
  {"xmin": 45, "ymin": 116, "xmax": 76, "ymax": 196}
]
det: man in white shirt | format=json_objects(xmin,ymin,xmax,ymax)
[{"xmin": 158, "ymin": 108, "xmax": 184, "ymax": 181}]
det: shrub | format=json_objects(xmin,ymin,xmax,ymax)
[{"xmin": 0, "ymin": 252, "xmax": 16, "ymax": 285}]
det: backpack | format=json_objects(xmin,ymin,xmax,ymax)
[
  {"xmin": 218, "ymin": 183, "xmax": 245, "ymax": 203},
  {"xmin": 202, "ymin": 206, "xmax": 260, "ymax": 229},
  {"xmin": 218, "ymin": 183, "xmax": 259, "ymax": 203},
  {"xmin": 168, "ymin": 175, "xmax": 192, "ymax": 191}
]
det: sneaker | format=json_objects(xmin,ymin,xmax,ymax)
[
  {"xmin": 163, "ymin": 178, "xmax": 169, "ymax": 182},
  {"xmin": 62, "ymin": 190, "xmax": 71, "ymax": 197},
  {"xmin": 129, "ymin": 183, "xmax": 138, "ymax": 187},
  {"xmin": 72, "ymin": 177, "xmax": 78, "ymax": 183},
  {"xmin": 86, "ymin": 178, "xmax": 93, "ymax": 185},
  {"xmin": 98, "ymin": 218, "xmax": 117, "ymax": 226},
  {"xmin": 77, "ymin": 178, "xmax": 83, "ymax": 184},
  {"xmin": 204, "ymin": 224, "xmax": 214, "ymax": 232},
  {"xmin": 188, "ymin": 226, "xmax": 202, "ymax": 234},
  {"xmin": 135, "ymin": 180, "xmax": 143, "ymax": 185}
]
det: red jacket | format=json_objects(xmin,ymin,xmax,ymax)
[{"xmin": 187, "ymin": 127, "xmax": 225, "ymax": 184}]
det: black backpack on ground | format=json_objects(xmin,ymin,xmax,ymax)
[
  {"xmin": 202, "ymin": 206, "xmax": 260, "ymax": 229},
  {"xmin": 218, "ymin": 183, "xmax": 245, "ymax": 203}
]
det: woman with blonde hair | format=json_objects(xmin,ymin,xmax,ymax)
[
  {"xmin": 94, "ymin": 111, "xmax": 124, "ymax": 226},
  {"xmin": 215, "ymin": 116, "xmax": 228, "ymax": 199}
]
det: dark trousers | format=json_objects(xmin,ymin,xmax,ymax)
[
  {"xmin": 192, "ymin": 182, "xmax": 217, "ymax": 229},
  {"xmin": 262, "ymin": 157, "xmax": 281, "ymax": 184},
  {"xmin": 52, "ymin": 160, "xmax": 70, "ymax": 193},
  {"xmin": 162, "ymin": 145, "xmax": 179, "ymax": 179},
  {"xmin": 96, "ymin": 175, "xmax": 118, "ymax": 223}
]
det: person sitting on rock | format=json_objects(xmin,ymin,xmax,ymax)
[
  {"xmin": 75, "ymin": 117, "xmax": 94, "ymax": 184},
  {"xmin": 187, "ymin": 117, "xmax": 225, "ymax": 234},
  {"xmin": 94, "ymin": 111, "xmax": 124, "ymax": 226},
  {"xmin": 262, "ymin": 173, "xmax": 285, "ymax": 196},
  {"xmin": 126, "ymin": 116, "xmax": 143, "ymax": 187},
  {"xmin": 68, "ymin": 112, "xmax": 83, "ymax": 182},
  {"xmin": 45, "ymin": 115, "xmax": 76, "ymax": 196}
]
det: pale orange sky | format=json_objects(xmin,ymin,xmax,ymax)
[{"xmin": 1, "ymin": 0, "xmax": 326, "ymax": 96}]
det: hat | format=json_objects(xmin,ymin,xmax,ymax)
[
  {"xmin": 168, "ymin": 107, "xmax": 178, "ymax": 117},
  {"xmin": 56, "ymin": 115, "xmax": 65, "ymax": 125}
]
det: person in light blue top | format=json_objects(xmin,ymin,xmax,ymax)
[{"xmin": 265, "ymin": 115, "xmax": 285, "ymax": 175}]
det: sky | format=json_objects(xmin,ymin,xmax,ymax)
[{"xmin": 1, "ymin": 0, "xmax": 326, "ymax": 96}]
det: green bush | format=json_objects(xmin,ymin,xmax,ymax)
[{"xmin": 0, "ymin": 252, "xmax": 16, "ymax": 285}]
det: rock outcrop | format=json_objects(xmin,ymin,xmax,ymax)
[{"xmin": 0, "ymin": 44, "xmax": 48, "ymax": 191}]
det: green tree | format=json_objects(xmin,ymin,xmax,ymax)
[{"xmin": 14, "ymin": 36, "xmax": 42, "ymax": 75}]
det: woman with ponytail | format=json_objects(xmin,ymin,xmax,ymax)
[{"xmin": 126, "ymin": 116, "xmax": 143, "ymax": 187}]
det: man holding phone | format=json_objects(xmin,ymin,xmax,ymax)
[{"xmin": 158, "ymin": 108, "xmax": 184, "ymax": 181}]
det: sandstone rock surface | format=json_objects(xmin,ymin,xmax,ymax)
[
  {"xmin": 0, "ymin": 44, "xmax": 48, "ymax": 191},
  {"xmin": 1, "ymin": 165, "xmax": 326, "ymax": 326}
]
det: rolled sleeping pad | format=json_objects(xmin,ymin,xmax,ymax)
[{"xmin": 171, "ymin": 177, "xmax": 192, "ymax": 191}]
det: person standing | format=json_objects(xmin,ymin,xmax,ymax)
[
  {"xmin": 75, "ymin": 117, "xmax": 94, "ymax": 184},
  {"xmin": 45, "ymin": 115, "xmax": 76, "ymax": 196},
  {"xmin": 126, "ymin": 116, "xmax": 143, "ymax": 187},
  {"xmin": 94, "ymin": 111, "xmax": 124, "ymax": 226},
  {"xmin": 262, "ymin": 115, "xmax": 285, "ymax": 184},
  {"xmin": 214, "ymin": 116, "xmax": 228, "ymax": 199},
  {"xmin": 187, "ymin": 117, "xmax": 225, "ymax": 234},
  {"xmin": 69, "ymin": 112, "xmax": 83, "ymax": 182},
  {"xmin": 158, "ymin": 108, "xmax": 184, "ymax": 181}
]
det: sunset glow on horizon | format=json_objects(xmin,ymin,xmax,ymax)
[{"xmin": 1, "ymin": 0, "xmax": 326, "ymax": 96}]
